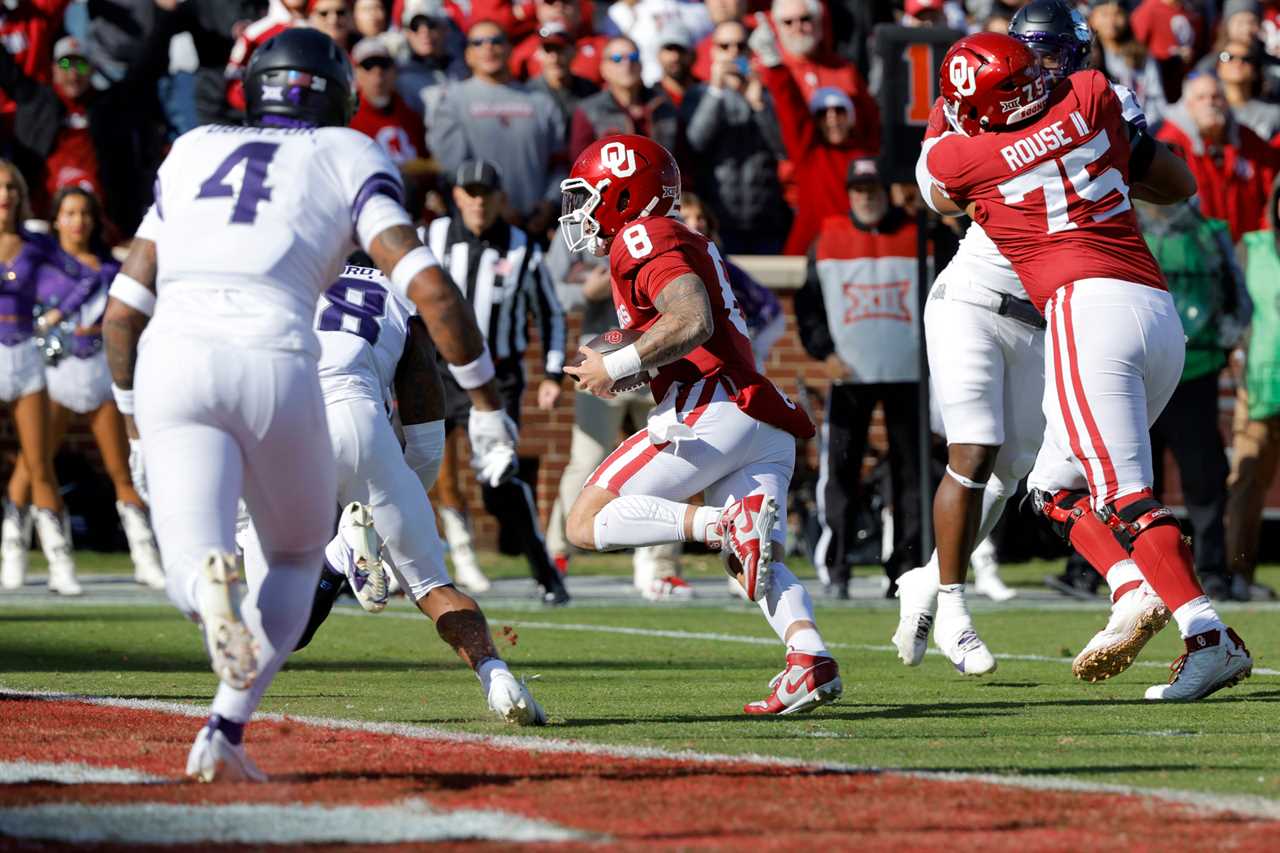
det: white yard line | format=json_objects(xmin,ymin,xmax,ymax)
[
  {"xmin": 0, "ymin": 800, "xmax": 594, "ymax": 845},
  {"xmin": 0, "ymin": 761, "xmax": 164, "ymax": 785},
  {"xmin": 335, "ymin": 608, "xmax": 1280, "ymax": 677},
  {"xmin": 2, "ymin": 686, "xmax": 1278, "ymax": 822}
]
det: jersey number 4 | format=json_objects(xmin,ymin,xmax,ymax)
[
  {"xmin": 197, "ymin": 142, "xmax": 280, "ymax": 224},
  {"xmin": 996, "ymin": 129, "xmax": 1130, "ymax": 234},
  {"xmin": 318, "ymin": 280, "xmax": 388, "ymax": 345}
]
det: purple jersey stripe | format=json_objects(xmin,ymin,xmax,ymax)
[{"xmin": 351, "ymin": 172, "xmax": 405, "ymax": 230}]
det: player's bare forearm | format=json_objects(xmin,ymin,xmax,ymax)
[
  {"xmin": 1132, "ymin": 141, "xmax": 1196, "ymax": 204},
  {"xmin": 640, "ymin": 274, "xmax": 714, "ymax": 370},
  {"xmin": 102, "ymin": 238, "xmax": 158, "ymax": 390},
  {"xmin": 369, "ymin": 225, "xmax": 486, "ymax": 366},
  {"xmin": 394, "ymin": 317, "xmax": 447, "ymax": 426}
]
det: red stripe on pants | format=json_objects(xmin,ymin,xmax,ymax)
[{"xmin": 1059, "ymin": 285, "xmax": 1120, "ymax": 503}]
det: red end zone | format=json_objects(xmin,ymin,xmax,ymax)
[{"xmin": 1, "ymin": 695, "xmax": 1277, "ymax": 851}]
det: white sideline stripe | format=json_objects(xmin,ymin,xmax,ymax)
[
  {"xmin": 336, "ymin": 609, "xmax": 1280, "ymax": 677},
  {"xmin": 2, "ymin": 686, "xmax": 1279, "ymax": 822},
  {"xmin": 0, "ymin": 761, "xmax": 164, "ymax": 785},
  {"xmin": 0, "ymin": 800, "xmax": 592, "ymax": 845}
]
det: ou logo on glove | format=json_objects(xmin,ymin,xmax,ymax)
[
  {"xmin": 948, "ymin": 55, "xmax": 977, "ymax": 97},
  {"xmin": 600, "ymin": 141, "xmax": 636, "ymax": 178}
]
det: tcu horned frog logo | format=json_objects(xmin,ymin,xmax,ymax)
[
  {"xmin": 600, "ymin": 141, "xmax": 636, "ymax": 178},
  {"xmin": 948, "ymin": 54, "xmax": 977, "ymax": 97}
]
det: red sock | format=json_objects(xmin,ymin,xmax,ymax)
[
  {"xmin": 1128, "ymin": 522, "xmax": 1204, "ymax": 612},
  {"xmin": 1067, "ymin": 511, "xmax": 1130, "ymax": 578}
]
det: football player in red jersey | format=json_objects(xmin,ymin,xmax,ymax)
[
  {"xmin": 560, "ymin": 134, "xmax": 841, "ymax": 715},
  {"xmin": 924, "ymin": 33, "xmax": 1253, "ymax": 701}
]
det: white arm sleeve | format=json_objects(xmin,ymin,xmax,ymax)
[
  {"xmin": 916, "ymin": 136, "xmax": 959, "ymax": 217},
  {"xmin": 1110, "ymin": 83, "xmax": 1148, "ymax": 129},
  {"xmin": 355, "ymin": 194, "xmax": 414, "ymax": 253}
]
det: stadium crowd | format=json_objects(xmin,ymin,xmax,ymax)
[{"xmin": 0, "ymin": 0, "xmax": 1277, "ymax": 604}]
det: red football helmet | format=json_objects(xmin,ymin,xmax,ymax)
[
  {"xmin": 938, "ymin": 32, "xmax": 1049, "ymax": 136},
  {"xmin": 559, "ymin": 134, "xmax": 681, "ymax": 254}
]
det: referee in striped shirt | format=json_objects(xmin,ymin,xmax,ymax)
[{"xmin": 424, "ymin": 160, "xmax": 571, "ymax": 605}]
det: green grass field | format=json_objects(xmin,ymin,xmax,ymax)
[{"xmin": 2, "ymin": 553, "xmax": 1278, "ymax": 804}]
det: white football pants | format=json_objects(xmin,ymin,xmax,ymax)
[{"xmin": 136, "ymin": 334, "xmax": 335, "ymax": 724}]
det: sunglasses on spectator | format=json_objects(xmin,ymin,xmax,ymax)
[
  {"xmin": 818, "ymin": 106, "xmax": 848, "ymax": 116},
  {"xmin": 468, "ymin": 35, "xmax": 508, "ymax": 47},
  {"xmin": 779, "ymin": 14, "xmax": 813, "ymax": 26},
  {"xmin": 359, "ymin": 57, "xmax": 393, "ymax": 71},
  {"xmin": 1219, "ymin": 50, "xmax": 1256, "ymax": 64},
  {"xmin": 607, "ymin": 50, "xmax": 641, "ymax": 64},
  {"xmin": 410, "ymin": 15, "xmax": 444, "ymax": 31},
  {"xmin": 313, "ymin": 7, "xmax": 349, "ymax": 18},
  {"xmin": 715, "ymin": 40, "xmax": 747, "ymax": 51},
  {"xmin": 56, "ymin": 56, "xmax": 90, "ymax": 74}
]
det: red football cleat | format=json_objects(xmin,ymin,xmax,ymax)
[
  {"xmin": 744, "ymin": 652, "xmax": 843, "ymax": 715},
  {"xmin": 720, "ymin": 494, "xmax": 778, "ymax": 602}
]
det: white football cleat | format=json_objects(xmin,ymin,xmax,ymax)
[
  {"xmin": 893, "ymin": 565, "xmax": 938, "ymax": 666},
  {"xmin": 185, "ymin": 726, "xmax": 266, "ymax": 783},
  {"xmin": 934, "ymin": 598, "xmax": 997, "ymax": 676},
  {"xmin": 117, "ymin": 501, "xmax": 166, "ymax": 590},
  {"xmin": 971, "ymin": 539, "xmax": 1016, "ymax": 602},
  {"xmin": 439, "ymin": 507, "xmax": 491, "ymax": 593},
  {"xmin": 35, "ymin": 508, "xmax": 80, "ymax": 596},
  {"xmin": 198, "ymin": 551, "xmax": 258, "ymax": 690},
  {"xmin": 487, "ymin": 669, "xmax": 546, "ymax": 726},
  {"xmin": 336, "ymin": 502, "xmax": 389, "ymax": 613},
  {"xmin": 1073, "ymin": 582, "xmax": 1170, "ymax": 682},
  {"xmin": 1145, "ymin": 626, "xmax": 1252, "ymax": 701},
  {"xmin": 720, "ymin": 494, "xmax": 777, "ymax": 602},
  {"xmin": 643, "ymin": 575, "xmax": 695, "ymax": 602},
  {"xmin": 1, "ymin": 500, "xmax": 31, "ymax": 590}
]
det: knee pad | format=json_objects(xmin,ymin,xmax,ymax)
[
  {"xmin": 1097, "ymin": 489, "xmax": 1180, "ymax": 552},
  {"xmin": 1027, "ymin": 488, "xmax": 1091, "ymax": 542}
]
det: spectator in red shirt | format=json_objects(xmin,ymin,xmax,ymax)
[
  {"xmin": 0, "ymin": 0, "xmax": 72, "ymax": 117},
  {"xmin": 225, "ymin": 0, "xmax": 308, "ymax": 115},
  {"xmin": 655, "ymin": 24, "xmax": 698, "ymax": 108},
  {"xmin": 510, "ymin": 0, "xmax": 607, "ymax": 84},
  {"xmin": 768, "ymin": 0, "xmax": 879, "ymax": 152},
  {"xmin": 1157, "ymin": 72, "xmax": 1277, "ymax": 242},
  {"xmin": 1131, "ymin": 0, "xmax": 1205, "ymax": 100},
  {"xmin": 349, "ymin": 37, "xmax": 427, "ymax": 165},
  {"xmin": 753, "ymin": 20, "xmax": 876, "ymax": 256}
]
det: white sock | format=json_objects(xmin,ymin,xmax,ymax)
[
  {"xmin": 593, "ymin": 496, "xmax": 694, "ymax": 550},
  {"xmin": 1172, "ymin": 595, "xmax": 1221, "ymax": 638},
  {"xmin": 759, "ymin": 562, "xmax": 828, "ymax": 655},
  {"xmin": 475, "ymin": 657, "xmax": 509, "ymax": 694},
  {"xmin": 936, "ymin": 583, "xmax": 970, "ymax": 622},
  {"xmin": 1104, "ymin": 559, "xmax": 1143, "ymax": 597},
  {"xmin": 786, "ymin": 628, "xmax": 827, "ymax": 656},
  {"xmin": 689, "ymin": 506, "xmax": 721, "ymax": 545}
]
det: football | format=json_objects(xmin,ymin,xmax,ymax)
[{"xmin": 566, "ymin": 328, "xmax": 651, "ymax": 393}]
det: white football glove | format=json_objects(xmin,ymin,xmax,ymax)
[
  {"xmin": 747, "ymin": 18, "xmax": 782, "ymax": 69},
  {"xmin": 128, "ymin": 438, "xmax": 149, "ymax": 505},
  {"xmin": 468, "ymin": 407, "xmax": 519, "ymax": 488}
]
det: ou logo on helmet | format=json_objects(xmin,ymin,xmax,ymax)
[
  {"xmin": 948, "ymin": 54, "xmax": 977, "ymax": 97},
  {"xmin": 600, "ymin": 141, "xmax": 636, "ymax": 178}
]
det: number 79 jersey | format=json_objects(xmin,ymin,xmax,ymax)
[
  {"xmin": 926, "ymin": 70, "xmax": 1165, "ymax": 312},
  {"xmin": 608, "ymin": 215, "xmax": 814, "ymax": 439},
  {"xmin": 315, "ymin": 265, "xmax": 413, "ymax": 403},
  {"xmin": 143, "ymin": 124, "xmax": 403, "ymax": 357}
]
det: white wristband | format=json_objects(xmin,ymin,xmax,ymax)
[
  {"xmin": 389, "ymin": 245, "xmax": 440, "ymax": 299},
  {"xmin": 112, "ymin": 383, "xmax": 135, "ymax": 415},
  {"xmin": 602, "ymin": 344, "xmax": 642, "ymax": 381},
  {"xmin": 448, "ymin": 348, "xmax": 496, "ymax": 390},
  {"xmin": 107, "ymin": 273, "xmax": 156, "ymax": 316}
]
